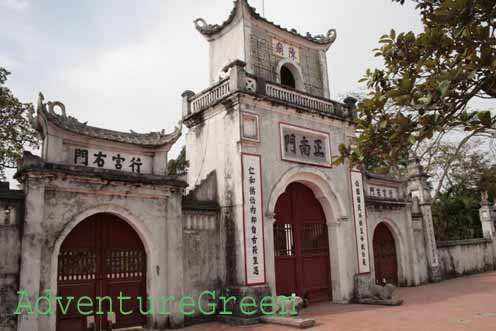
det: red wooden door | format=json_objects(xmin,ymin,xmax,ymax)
[
  {"xmin": 373, "ymin": 223, "xmax": 398, "ymax": 285},
  {"xmin": 57, "ymin": 214, "xmax": 146, "ymax": 331},
  {"xmin": 274, "ymin": 183, "xmax": 332, "ymax": 303}
]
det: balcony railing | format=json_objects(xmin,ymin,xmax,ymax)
[
  {"xmin": 265, "ymin": 82, "xmax": 349, "ymax": 118},
  {"xmin": 182, "ymin": 61, "xmax": 355, "ymax": 122},
  {"xmin": 190, "ymin": 78, "xmax": 230, "ymax": 114}
]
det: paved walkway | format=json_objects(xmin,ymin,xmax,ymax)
[{"xmin": 183, "ymin": 272, "xmax": 496, "ymax": 331}]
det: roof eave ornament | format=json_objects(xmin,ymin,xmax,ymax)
[
  {"xmin": 313, "ymin": 29, "xmax": 337, "ymax": 47},
  {"xmin": 193, "ymin": 18, "xmax": 222, "ymax": 36},
  {"xmin": 27, "ymin": 92, "xmax": 47, "ymax": 138}
]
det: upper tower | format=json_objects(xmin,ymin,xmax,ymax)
[{"xmin": 194, "ymin": 0, "xmax": 336, "ymax": 98}]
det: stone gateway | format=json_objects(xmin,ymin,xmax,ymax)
[{"xmin": 1, "ymin": 1, "xmax": 495, "ymax": 331}]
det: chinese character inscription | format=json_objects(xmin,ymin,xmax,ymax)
[{"xmin": 280, "ymin": 124, "xmax": 331, "ymax": 167}]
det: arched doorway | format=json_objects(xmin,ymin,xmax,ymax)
[
  {"xmin": 274, "ymin": 182, "xmax": 332, "ymax": 303},
  {"xmin": 57, "ymin": 213, "xmax": 147, "ymax": 331},
  {"xmin": 373, "ymin": 223, "xmax": 398, "ymax": 285}
]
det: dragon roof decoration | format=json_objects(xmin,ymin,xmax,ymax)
[{"xmin": 194, "ymin": 0, "xmax": 336, "ymax": 46}]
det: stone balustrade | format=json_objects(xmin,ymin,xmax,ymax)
[
  {"xmin": 265, "ymin": 82, "xmax": 349, "ymax": 118},
  {"xmin": 182, "ymin": 61, "xmax": 354, "ymax": 122},
  {"xmin": 190, "ymin": 78, "xmax": 231, "ymax": 114}
]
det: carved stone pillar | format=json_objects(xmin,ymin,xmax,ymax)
[
  {"xmin": 407, "ymin": 155, "xmax": 441, "ymax": 282},
  {"xmin": 479, "ymin": 192, "xmax": 495, "ymax": 239}
]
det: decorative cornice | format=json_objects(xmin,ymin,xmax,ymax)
[
  {"xmin": 14, "ymin": 158, "xmax": 187, "ymax": 188},
  {"xmin": 365, "ymin": 171, "xmax": 405, "ymax": 183},
  {"xmin": 194, "ymin": 0, "xmax": 337, "ymax": 46}
]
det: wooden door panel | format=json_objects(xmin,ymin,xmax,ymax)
[
  {"xmin": 302, "ymin": 256, "xmax": 330, "ymax": 288},
  {"xmin": 373, "ymin": 223, "xmax": 398, "ymax": 285},
  {"xmin": 275, "ymin": 258, "xmax": 297, "ymax": 296},
  {"xmin": 57, "ymin": 214, "xmax": 146, "ymax": 331},
  {"xmin": 274, "ymin": 183, "xmax": 332, "ymax": 303}
]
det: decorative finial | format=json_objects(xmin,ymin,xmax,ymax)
[
  {"xmin": 481, "ymin": 191, "xmax": 489, "ymax": 206},
  {"xmin": 327, "ymin": 29, "xmax": 337, "ymax": 43},
  {"xmin": 47, "ymin": 101, "xmax": 66, "ymax": 117},
  {"xmin": 37, "ymin": 92, "xmax": 45, "ymax": 112}
]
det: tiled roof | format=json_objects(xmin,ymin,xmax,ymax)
[
  {"xmin": 30, "ymin": 93, "xmax": 182, "ymax": 148},
  {"xmin": 194, "ymin": 0, "xmax": 337, "ymax": 46}
]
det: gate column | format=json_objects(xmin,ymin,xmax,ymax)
[
  {"xmin": 165, "ymin": 190, "xmax": 185, "ymax": 328},
  {"xmin": 264, "ymin": 213, "xmax": 277, "ymax": 297},
  {"xmin": 17, "ymin": 176, "xmax": 45, "ymax": 331}
]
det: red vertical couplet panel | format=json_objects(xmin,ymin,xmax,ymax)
[
  {"xmin": 57, "ymin": 214, "xmax": 147, "ymax": 331},
  {"xmin": 241, "ymin": 153, "xmax": 266, "ymax": 285},
  {"xmin": 274, "ymin": 182, "xmax": 332, "ymax": 303},
  {"xmin": 350, "ymin": 170, "xmax": 371, "ymax": 274}
]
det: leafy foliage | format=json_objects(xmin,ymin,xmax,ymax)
[
  {"xmin": 430, "ymin": 142, "xmax": 496, "ymax": 240},
  {"xmin": 338, "ymin": 0, "xmax": 496, "ymax": 171},
  {"xmin": 167, "ymin": 146, "xmax": 189, "ymax": 176},
  {"xmin": 0, "ymin": 68, "xmax": 39, "ymax": 180},
  {"xmin": 432, "ymin": 193, "xmax": 482, "ymax": 240}
]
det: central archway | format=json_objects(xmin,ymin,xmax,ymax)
[
  {"xmin": 56, "ymin": 213, "xmax": 147, "ymax": 331},
  {"xmin": 274, "ymin": 182, "xmax": 332, "ymax": 303}
]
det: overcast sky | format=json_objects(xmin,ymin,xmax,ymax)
[{"xmin": 1, "ymin": 0, "xmax": 494, "ymax": 183}]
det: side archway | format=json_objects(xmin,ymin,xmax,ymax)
[
  {"xmin": 48, "ymin": 204, "xmax": 156, "ymax": 331},
  {"xmin": 370, "ymin": 218, "xmax": 407, "ymax": 286}
]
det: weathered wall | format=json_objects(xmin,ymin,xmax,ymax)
[
  {"xmin": 182, "ymin": 210, "xmax": 221, "ymax": 321},
  {"xmin": 185, "ymin": 101, "xmax": 242, "ymax": 286},
  {"xmin": 437, "ymin": 239, "xmax": 496, "ymax": 279},
  {"xmin": 181, "ymin": 172, "xmax": 222, "ymax": 322},
  {"xmin": 411, "ymin": 213, "xmax": 430, "ymax": 284},
  {"xmin": 15, "ymin": 171, "xmax": 186, "ymax": 331},
  {"xmin": 0, "ymin": 183, "xmax": 23, "ymax": 331},
  {"xmin": 247, "ymin": 23, "xmax": 327, "ymax": 97},
  {"xmin": 366, "ymin": 208, "xmax": 419, "ymax": 287},
  {"xmin": 209, "ymin": 18, "xmax": 246, "ymax": 84},
  {"xmin": 239, "ymin": 94, "xmax": 357, "ymax": 302}
]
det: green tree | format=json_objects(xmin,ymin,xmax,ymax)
[
  {"xmin": 430, "ymin": 141, "xmax": 496, "ymax": 240},
  {"xmin": 0, "ymin": 68, "xmax": 39, "ymax": 180},
  {"xmin": 338, "ymin": 0, "xmax": 496, "ymax": 172},
  {"xmin": 432, "ymin": 193, "xmax": 482, "ymax": 240},
  {"xmin": 167, "ymin": 146, "xmax": 189, "ymax": 176}
]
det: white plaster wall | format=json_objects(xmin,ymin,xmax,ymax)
[
  {"xmin": 437, "ymin": 240, "xmax": 496, "ymax": 278},
  {"xmin": 182, "ymin": 212, "xmax": 221, "ymax": 318},
  {"xmin": 18, "ymin": 175, "xmax": 185, "ymax": 331},
  {"xmin": 185, "ymin": 93, "xmax": 358, "ymax": 301},
  {"xmin": 412, "ymin": 215, "xmax": 430, "ymax": 284},
  {"xmin": 209, "ymin": 20, "xmax": 246, "ymax": 84},
  {"xmin": 185, "ymin": 102, "xmax": 244, "ymax": 285},
  {"xmin": 239, "ymin": 95, "xmax": 357, "ymax": 302}
]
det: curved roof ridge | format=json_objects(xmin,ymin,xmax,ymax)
[
  {"xmin": 194, "ymin": 0, "xmax": 336, "ymax": 46},
  {"xmin": 30, "ymin": 93, "xmax": 182, "ymax": 148}
]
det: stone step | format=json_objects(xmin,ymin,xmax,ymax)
[{"xmin": 260, "ymin": 315, "xmax": 316, "ymax": 329}]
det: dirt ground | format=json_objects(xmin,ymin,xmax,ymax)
[{"xmin": 183, "ymin": 272, "xmax": 496, "ymax": 331}]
